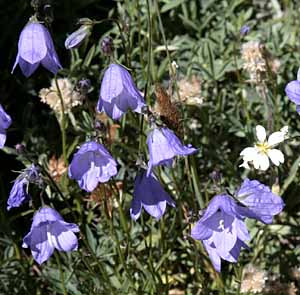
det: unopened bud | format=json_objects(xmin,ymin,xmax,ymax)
[{"xmin": 101, "ymin": 36, "xmax": 114, "ymax": 56}]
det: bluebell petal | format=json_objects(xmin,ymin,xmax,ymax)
[
  {"xmin": 49, "ymin": 221, "xmax": 79, "ymax": 251},
  {"xmin": 237, "ymin": 178, "xmax": 284, "ymax": 223},
  {"xmin": 131, "ymin": 170, "xmax": 175, "ymax": 220},
  {"xmin": 32, "ymin": 207, "xmax": 63, "ymax": 227},
  {"xmin": 7, "ymin": 178, "xmax": 30, "ymax": 210},
  {"xmin": 130, "ymin": 198, "xmax": 142, "ymax": 221},
  {"xmin": 285, "ymin": 80, "xmax": 300, "ymax": 105},
  {"xmin": 147, "ymin": 127, "xmax": 197, "ymax": 174},
  {"xmin": 18, "ymin": 23, "xmax": 48, "ymax": 64},
  {"xmin": 98, "ymin": 63, "xmax": 145, "ymax": 119},
  {"xmin": 0, "ymin": 131, "xmax": 6, "ymax": 148},
  {"xmin": 41, "ymin": 52, "xmax": 61, "ymax": 75},
  {"xmin": 212, "ymin": 224, "xmax": 237, "ymax": 257},
  {"xmin": 100, "ymin": 64, "xmax": 124, "ymax": 103},
  {"xmin": 79, "ymin": 165, "xmax": 100, "ymax": 192},
  {"xmin": 0, "ymin": 104, "xmax": 12, "ymax": 129},
  {"xmin": 19, "ymin": 58, "xmax": 40, "ymax": 77},
  {"xmin": 69, "ymin": 141, "xmax": 117, "ymax": 191},
  {"xmin": 65, "ymin": 25, "xmax": 91, "ymax": 49},
  {"xmin": 203, "ymin": 239, "xmax": 221, "ymax": 272},
  {"xmin": 143, "ymin": 201, "xmax": 166, "ymax": 220},
  {"xmin": 191, "ymin": 221, "xmax": 212, "ymax": 240}
]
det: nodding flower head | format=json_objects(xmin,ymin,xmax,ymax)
[
  {"xmin": 12, "ymin": 21, "xmax": 62, "ymax": 77},
  {"xmin": 191, "ymin": 195, "xmax": 250, "ymax": 272},
  {"xmin": 130, "ymin": 169, "xmax": 175, "ymax": 220},
  {"xmin": 68, "ymin": 141, "xmax": 118, "ymax": 192},
  {"xmin": 97, "ymin": 63, "xmax": 146, "ymax": 120},
  {"xmin": 22, "ymin": 207, "xmax": 79, "ymax": 264},
  {"xmin": 146, "ymin": 127, "xmax": 197, "ymax": 175},
  {"xmin": 0, "ymin": 104, "xmax": 12, "ymax": 148}
]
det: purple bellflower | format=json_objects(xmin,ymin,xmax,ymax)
[
  {"xmin": 191, "ymin": 195, "xmax": 250, "ymax": 272},
  {"xmin": 7, "ymin": 178, "xmax": 30, "ymax": 211},
  {"xmin": 22, "ymin": 207, "xmax": 79, "ymax": 264},
  {"xmin": 146, "ymin": 127, "xmax": 197, "ymax": 175},
  {"xmin": 285, "ymin": 80, "xmax": 300, "ymax": 113},
  {"xmin": 0, "ymin": 104, "xmax": 12, "ymax": 148},
  {"xmin": 236, "ymin": 178, "xmax": 284, "ymax": 224},
  {"xmin": 12, "ymin": 22, "xmax": 62, "ymax": 77},
  {"xmin": 130, "ymin": 169, "xmax": 175, "ymax": 220},
  {"xmin": 240, "ymin": 25, "xmax": 250, "ymax": 36},
  {"xmin": 65, "ymin": 25, "xmax": 92, "ymax": 49},
  {"xmin": 97, "ymin": 63, "xmax": 146, "ymax": 120},
  {"xmin": 7, "ymin": 164, "xmax": 39, "ymax": 210},
  {"xmin": 68, "ymin": 141, "xmax": 117, "ymax": 192}
]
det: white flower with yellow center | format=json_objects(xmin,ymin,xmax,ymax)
[{"xmin": 240, "ymin": 125, "xmax": 288, "ymax": 171}]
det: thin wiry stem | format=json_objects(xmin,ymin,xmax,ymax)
[{"xmin": 54, "ymin": 76, "xmax": 68, "ymax": 165}]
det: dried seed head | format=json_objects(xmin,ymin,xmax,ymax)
[
  {"xmin": 48, "ymin": 155, "xmax": 67, "ymax": 182},
  {"xmin": 39, "ymin": 78, "xmax": 83, "ymax": 115},
  {"xmin": 154, "ymin": 83, "xmax": 182, "ymax": 136},
  {"xmin": 240, "ymin": 264, "xmax": 267, "ymax": 293},
  {"xmin": 177, "ymin": 75, "xmax": 203, "ymax": 105},
  {"xmin": 241, "ymin": 41, "xmax": 266, "ymax": 83}
]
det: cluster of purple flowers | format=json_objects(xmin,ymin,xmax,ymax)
[
  {"xmin": 191, "ymin": 179, "xmax": 284, "ymax": 272},
  {"xmin": 5, "ymin": 16, "xmax": 287, "ymax": 271}
]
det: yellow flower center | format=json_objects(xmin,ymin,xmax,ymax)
[{"xmin": 255, "ymin": 142, "xmax": 270, "ymax": 154}]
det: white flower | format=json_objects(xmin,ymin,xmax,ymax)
[{"xmin": 240, "ymin": 125, "xmax": 288, "ymax": 171}]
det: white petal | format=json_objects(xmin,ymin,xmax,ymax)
[
  {"xmin": 280, "ymin": 126, "xmax": 289, "ymax": 135},
  {"xmin": 268, "ymin": 131, "xmax": 285, "ymax": 146},
  {"xmin": 267, "ymin": 149, "xmax": 284, "ymax": 166},
  {"xmin": 253, "ymin": 153, "xmax": 269, "ymax": 170},
  {"xmin": 256, "ymin": 125, "xmax": 266, "ymax": 143},
  {"xmin": 240, "ymin": 147, "xmax": 257, "ymax": 159}
]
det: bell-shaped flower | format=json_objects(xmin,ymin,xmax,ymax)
[
  {"xmin": 0, "ymin": 104, "xmax": 12, "ymax": 148},
  {"xmin": 97, "ymin": 63, "xmax": 146, "ymax": 120},
  {"xmin": 22, "ymin": 207, "xmax": 79, "ymax": 264},
  {"xmin": 12, "ymin": 22, "xmax": 62, "ymax": 77},
  {"xmin": 65, "ymin": 24, "xmax": 92, "ymax": 49},
  {"xmin": 191, "ymin": 195, "xmax": 250, "ymax": 272},
  {"xmin": 68, "ymin": 141, "xmax": 117, "ymax": 192},
  {"xmin": 130, "ymin": 169, "xmax": 175, "ymax": 220},
  {"xmin": 240, "ymin": 125, "xmax": 288, "ymax": 171},
  {"xmin": 7, "ymin": 178, "xmax": 30, "ymax": 210},
  {"xmin": 147, "ymin": 127, "xmax": 197, "ymax": 175},
  {"xmin": 236, "ymin": 178, "xmax": 284, "ymax": 224},
  {"xmin": 7, "ymin": 164, "xmax": 39, "ymax": 210},
  {"xmin": 285, "ymin": 79, "xmax": 300, "ymax": 113}
]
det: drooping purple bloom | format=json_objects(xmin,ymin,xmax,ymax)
[
  {"xmin": 146, "ymin": 127, "xmax": 197, "ymax": 175},
  {"xmin": 191, "ymin": 195, "xmax": 250, "ymax": 272},
  {"xmin": 68, "ymin": 141, "xmax": 117, "ymax": 192},
  {"xmin": 7, "ymin": 178, "xmax": 30, "ymax": 211},
  {"xmin": 12, "ymin": 22, "xmax": 62, "ymax": 77},
  {"xmin": 130, "ymin": 169, "xmax": 175, "ymax": 220},
  {"xmin": 7, "ymin": 164, "xmax": 40, "ymax": 210},
  {"xmin": 0, "ymin": 104, "xmax": 12, "ymax": 148},
  {"xmin": 285, "ymin": 80, "xmax": 300, "ymax": 113},
  {"xmin": 240, "ymin": 25, "xmax": 250, "ymax": 36},
  {"xmin": 22, "ymin": 207, "xmax": 79, "ymax": 264},
  {"xmin": 236, "ymin": 178, "xmax": 284, "ymax": 224},
  {"xmin": 65, "ymin": 25, "xmax": 92, "ymax": 49},
  {"xmin": 97, "ymin": 63, "xmax": 146, "ymax": 120}
]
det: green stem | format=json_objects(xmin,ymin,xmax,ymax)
[
  {"xmin": 54, "ymin": 252, "xmax": 68, "ymax": 295},
  {"xmin": 54, "ymin": 76, "xmax": 67, "ymax": 165}
]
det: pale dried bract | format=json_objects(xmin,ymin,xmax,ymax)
[
  {"xmin": 39, "ymin": 78, "xmax": 83, "ymax": 114},
  {"xmin": 240, "ymin": 264, "xmax": 267, "ymax": 293}
]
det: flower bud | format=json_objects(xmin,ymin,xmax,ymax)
[
  {"xmin": 65, "ymin": 25, "xmax": 92, "ymax": 49},
  {"xmin": 101, "ymin": 36, "xmax": 113, "ymax": 56}
]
